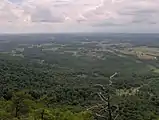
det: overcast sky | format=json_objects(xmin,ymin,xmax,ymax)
[{"xmin": 0, "ymin": 0, "xmax": 159, "ymax": 33}]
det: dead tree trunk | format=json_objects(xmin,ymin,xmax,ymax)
[{"xmin": 89, "ymin": 72, "xmax": 118, "ymax": 120}]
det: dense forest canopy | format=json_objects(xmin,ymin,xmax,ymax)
[{"xmin": 0, "ymin": 34, "xmax": 159, "ymax": 120}]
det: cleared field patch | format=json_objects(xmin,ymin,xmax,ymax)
[
  {"xmin": 15, "ymin": 48, "xmax": 24, "ymax": 52},
  {"xmin": 118, "ymin": 46, "xmax": 159, "ymax": 60},
  {"xmin": 42, "ymin": 48, "xmax": 59, "ymax": 51},
  {"xmin": 12, "ymin": 53, "xmax": 24, "ymax": 58}
]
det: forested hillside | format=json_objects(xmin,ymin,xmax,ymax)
[{"xmin": 0, "ymin": 34, "xmax": 159, "ymax": 120}]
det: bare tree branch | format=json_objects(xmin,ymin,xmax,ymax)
[
  {"xmin": 97, "ymin": 92, "xmax": 108, "ymax": 102},
  {"xmin": 94, "ymin": 84, "xmax": 106, "ymax": 90},
  {"xmin": 87, "ymin": 103, "xmax": 106, "ymax": 111},
  {"xmin": 114, "ymin": 113, "xmax": 120, "ymax": 120},
  {"xmin": 95, "ymin": 113, "xmax": 107, "ymax": 118}
]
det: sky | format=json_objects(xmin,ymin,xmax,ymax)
[{"xmin": 0, "ymin": 0, "xmax": 159, "ymax": 33}]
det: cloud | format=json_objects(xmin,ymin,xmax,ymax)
[
  {"xmin": 91, "ymin": 0, "xmax": 159, "ymax": 26},
  {"xmin": 31, "ymin": 8, "xmax": 65, "ymax": 23},
  {"xmin": 1, "ymin": 0, "xmax": 159, "ymax": 32},
  {"xmin": 0, "ymin": 0, "xmax": 30, "ymax": 24}
]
